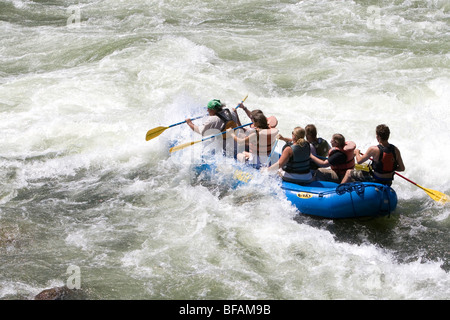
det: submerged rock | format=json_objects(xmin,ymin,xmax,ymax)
[{"xmin": 34, "ymin": 286, "xmax": 85, "ymax": 300}]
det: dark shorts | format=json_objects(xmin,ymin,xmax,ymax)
[
  {"xmin": 314, "ymin": 168, "xmax": 342, "ymax": 183},
  {"xmin": 350, "ymin": 170, "xmax": 393, "ymax": 186}
]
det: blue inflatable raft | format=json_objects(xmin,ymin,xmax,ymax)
[
  {"xmin": 281, "ymin": 180, "xmax": 397, "ymax": 219},
  {"xmin": 193, "ymin": 161, "xmax": 398, "ymax": 219}
]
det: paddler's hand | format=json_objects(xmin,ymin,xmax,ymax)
[
  {"xmin": 237, "ymin": 102, "xmax": 247, "ymax": 110},
  {"xmin": 186, "ymin": 118, "xmax": 195, "ymax": 131}
]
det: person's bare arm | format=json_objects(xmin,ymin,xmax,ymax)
[
  {"xmin": 266, "ymin": 146, "xmax": 293, "ymax": 172},
  {"xmin": 395, "ymin": 147, "xmax": 405, "ymax": 172},
  {"xmin": 310, "ymin": 153, "xmax": 330, "ymax": 167},
  {"xmin": 186, "ymin": 118, "xmax": 200, "ymax": 134},
  {"xmin": 355, "ymin": 146, "xmax": 378, "ymax": 164}
]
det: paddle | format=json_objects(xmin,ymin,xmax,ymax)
[
  {"xmin": 356, "ymin": 154, "xmax": 449, "ymax": 204},
  {"xmin": 265, "ymin": 138, "xmax": 279, "ymax": 167},
  {"xmin": 145, "ymin": 115, "xmax": 204, "ymax": 141},
  {"xmin": 236, "ymin": 95, "xmax": 248, "ymax": 108},
  {"xmin": 146, "ymin": 95, "xmax": 248, "ymax": 141},
  {"xmin": 355, "ymin": 163, "xmax": 370, "ymax": 172},
  {"xmin": 394, "ymin": 172, "xmax": 449, "ymax": 204},
  {"xmin": 169, "ymin": 122, "xmax": 252, "ymax": 153}
]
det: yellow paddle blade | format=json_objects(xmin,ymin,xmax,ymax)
[
  {"xmin": 145, "ymin": 126, "xmax": 169, "ymax": 141},
  {"xmin": 355, "ymin": 163, "xmax": 370, "ymax": 172},
  {"xmin": 169, "ymin": 140, "xmax": 200, "ymax": 153},
  {"xmin": 418, "ymin": 185, "xmax": 449, "ymax": 204}
]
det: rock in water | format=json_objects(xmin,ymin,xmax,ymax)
[{"xmin": 34, "ymin": 286, "xmax": 79, "ymax": 300}]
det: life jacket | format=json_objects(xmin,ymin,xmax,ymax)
[
  {"xmin": 216, "ymin": 109, "xmax": 237, "ymax": 139},
  {"xmin": 309, "ymin": 138, "xmax": 331, "ymax": 170},
  {"xmin": 311, "ymin": 138, "xmax": 331, "ymax": 158},
  {"xmin": 267, "ymin": 116, "xmax": 278, "ymax": 128},
  {"xmin": 372, "ymin": 144, "xmax": 398, "ymax": 174},
  {"xmin": 282, "ymin": 143, "xmax": 311, "ymax": 174},
  {"xmin": 328, "ymin": 141, "xmax": 356, "ymax": 177},
  {"xmin": 249, "ymin": 128, "xmax": 279, "ymax": 156},
  {"xmin": 216, "ymin": 109, "xmax": 237, "ymax": 130}
]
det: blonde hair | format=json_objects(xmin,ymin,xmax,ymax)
[{"xmin": 293, "ymin": 127, "xmax": 307, "ymax": 147}]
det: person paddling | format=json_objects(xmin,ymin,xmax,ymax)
[
  {"xmin": 186, "ymin": 99, "xmax": 238, "ymax": 135},
  {"xmin": 186, "ymin": 99, "xmax": 240, "ymax": 157},
  {"xmin": 228, "ymin": 112, "xmax": 278, "ymax": 168},
  {"xmin": 235, "ymin": 103, "xmax": 278, "ymax": 129},
  {"xmin": 341, "ymin": 124, "xmax": 405, "ymax": 186}
]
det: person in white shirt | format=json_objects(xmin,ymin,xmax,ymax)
[{"xmin": 185, "ymin": 99, "xmax": 240, "ymax": 157}]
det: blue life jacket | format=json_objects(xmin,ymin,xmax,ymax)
[{"xmin": 282, "ymin": 143, "xmax": 311, "ymax": 174}]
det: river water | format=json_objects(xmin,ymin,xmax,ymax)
[{"xmin": 1, "ymin": 0, "xmax": 449, "ymax": 300}]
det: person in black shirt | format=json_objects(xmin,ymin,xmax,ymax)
[{"xmin": 310, "ymin": 133, "xmax": 356, "ymax": 183}]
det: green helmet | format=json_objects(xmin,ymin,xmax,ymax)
[{"xmin": 207, "ymin": 99, "xmax": 222, "ymax": 111}]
